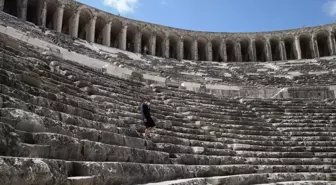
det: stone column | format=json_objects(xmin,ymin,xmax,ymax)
[
  {"xmin": 206, "ymin": 41, "xmax": 212, "ymax": 61},
  {"xmin": 37, "ymin": 0, "xmax": 47, "ymax": 27},
  {"xmin": 249, "ymin": 39, "xmax": 256, "ymax": 62},
  {"xmin": 87, "ymin": 16, "xmax": 97, "ymax": 43},
  {"xmin": 19, "ymin": 0, "xmax": 28, "ymax": 20},
  {"xmin": 54, "ymin": 5, "xmax": 64, "ymax": 32},
  {"xmin": 220, "ymin": 39, "xmax": 227, "ymax": 62},
  {"xmin": 41, "ymin": 0, "xmax": 47, "ymax": 27},
  {"xmin": 235, "ymin": 42, "xmax": 242, "ymax": 62},
  {"xmin": 164, "ymin": 36, "xmax": 169, "ymax": 58},
  {"xmin": 192, "ymin": 39, "xmax": 198, "ymax": 61},
  {"xmin": 177, "ymin": 38, "xmax": 183, "ymax": 61},
  {"xmin": 329, "ymin": 32, "xmax": 336, "ymax": 56},
  {"xmin": 311, "ymin": 35, "xmax": 318, "ymax": 58},
  {"xmin": 294, "ymin": 36, "xmax": 301, "ymax": 60},
  {"xmin": 70, "ymin": 11, "xmax": 80, "ymax": 38},
  {"xmin": 279, "ymin": 39, "xmax": 286, "ymax": 60},
  {"xmin": 102, "ymin": 21, "xmax": 112, "ymax": 46},
  {"xmin": 149, "ymin": 34, "xmax": 156, "ymax": 55},
  {"xmin": 119, "ymin": 25, "xmax": 127, "ymax": 50},
  {"xmin": 265, "ymin": 39, "xmax": 272, "ymax": 61},
  {"xmin": 134, "ymin": 31, "xmax": 142, "ymax": 53},
  {"xmin": 0, "ymin": 0, "xmax": 4, "ymax": 11}
]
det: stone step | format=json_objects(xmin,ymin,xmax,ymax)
[
  {"xmin": 279, "ymin": 132, "xmax": 336, "ymax": 137},
  {"xmin": 0, "ymin": 61, "xmax": 150, "ymax": 114},
  {"xmin": 205, "ymin": 173, "xmax": 330, "ymax": 185},
  {"xmin": 278, "ymin": 127, "xmax": 336, "ymax": 132},
  {"xmin": 67, "ymin": 176, "xmax": 94, "ymax": 185},
  {"xmin": 178, "ymin": 121, "xmax": 275, "ymax": 132},
  {"xmin": 0, "ymin": 76, "xmax": 108, "ymax": 122},
  {"xmin": 255, "ymin": 181, "xmax": 334, "ymax": 185},
  {"xmin": 20, "ymin": 132, "xmax": 170, "ymax": 164},
  {"xmin": 273, "ymin": 123, "xmax": 336, "ymax": 127},
  {"xmin": 219, "ymin": 137, "xmax": 336, "ymax": 147},
  {"xmin": 172, "ymin": 153, "xmax": 336, "ymax": 165},
  {"xmin": 154, "ymin": 143, "xmax": 235, "ymax": 156},
  {"xmin": 141, "ymin": 173, "xmax": 333, "ymax": 185},
  {"xmin": 0, "ymin": 108, "xmax": 149, "ymax": 149},
  {"xmin": 18, "ymin": 143, "xmax": 51, "ymax": 158},
  {"xmin": 229, "ymin": 143, "xmax": 336, "ymax": 152},
  {"xmin": 235, "ymin": 150, "xmax": 317, "ymax": 158},
  {"xmin": 140, "ymin": 178, "xmax": 207, "ymax": 185}
]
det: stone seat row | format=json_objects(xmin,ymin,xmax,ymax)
[
  {"xmin": 143, "ymin": 173, "xmax": 332, "ymax": 185},
  {"xmin": 0, "ymin": 56, "xmax": 280, "ymax": 134},
  {"xmin": 0, "ymin": 80, "xmax": 288, "ymax": 149},
  {"xmin": 1, "ymin": 156, "xmax": 335, "ymax": 185},
  {"xmin": 0, "ymin": 65, "xmax": 330, "ymax": 145},
  {"xmin": 2, "ymin": 104, "xmax": 335, "ymax": 162},
  {"xmin": 1, "ymin": 62, "xmax": 334, "ymax": 148},
  {"xmin": 2, "ymin": 115, "xmax": 336, "ymax": 165}
]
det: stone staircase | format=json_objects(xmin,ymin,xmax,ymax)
[{"xmin": 0, "ymin": 18, "xmax": 335, "ymax": 185}]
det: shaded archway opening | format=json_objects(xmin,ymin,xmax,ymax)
[
  {"xmin": 183, "ymin": 36, "xmax": 192, "ymax": 60},
  {"xmin": 299, "ymin": 35, "xmax": 312, "ymax": 59},
  {"xmin": 46, "ymin": 0, "xmax": 58, "ymax": 30},
  {"xmin": 61, "ymin": 7, "xmax": 73, "ymax": 35},
  {"xmin": 78, "ymin": 9, "xmax": 93, "ymax": 41},
  {"xmin": 26, "ymin": 0, "xmax": 38, "ymax": 24},
  {"xmin": 284, "ymin": 37, "xmax": 295, "ymax": 60},
  {"xmin": 4, "ymin": 0, "xmax": 18, "ymax": 17},
  {"xmin": 226, "ymin": 40, "xmax": 236, "ymax": 62},
  {"xmin": 316, "ymin": 32, "xmax": 330, "ymax": 57},
  {"xmin": 270, "ymin": 38, "xmax": 281, "ymax": 61},
  {"xmin": 212, "ymin": 39, "xmax": 223, "ymax": 62},
  {"xmin": 141, "ymin": 29, "xmax": 151, "ymax": 54},
  {"xmin": 198, "ymin": 38, "xmax": 207, "ymax": 61},
  {"xmin": 169, "ymin": 34, "xmax": 179, "ymax": 60},
  {"xmin": 126, "ymin": 25, "xmax": 137, "ymax": 52},
  {"xmin": 110, "ymin": 19, "xmax": 122, "ymax": 48},
  {"xmin": 240, "ymin": 39, "xmax": 250, "ymax": 62},
  {"xmin": 255, "ymin": 39, "xmax": 267, "ymax": 62},
  {"xmin": 155, "ymin": 32, "xmax": 164, "ymax": 57},
  {"xmin": 94, "ymin": 15, "xmax": 107, "ymax": 44}
]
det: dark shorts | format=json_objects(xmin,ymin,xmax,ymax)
[{"xmin": 144, "ymin": 117, "xmax": 156, "ymax": 128}]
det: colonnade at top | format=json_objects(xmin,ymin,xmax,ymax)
[{"xmin": 1, "ymin": 0, "xmax": 336, "ymax": 62}]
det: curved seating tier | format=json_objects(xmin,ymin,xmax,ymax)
[{"xmin": 0, "ymin": 12, "xmax": 335, "ymax": 185}]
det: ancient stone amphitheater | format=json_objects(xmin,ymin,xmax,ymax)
[{"xmin": 1, "ymin": 0, "xmax": 336, "ymax": 185}]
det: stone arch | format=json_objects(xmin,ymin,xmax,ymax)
[
  {"xmin": 198, "ymin": 37, "xmax": 207, "ymax": 61},
  {"xmin": 26, "ymin": 0, "xmax": 38, "ymax": 24},
  {"xmin": 141, "ymin": 27, "xmax": 151, "ymax": 54},
  {"xmin": 270, "ymin": 37, "xmax": 281, "ymax": 61},
  {"xmin": 155, "ymin": 31, "xmax": 165, "ymax": 57},
  {"xmin": 226, "ymin": 38, "xmax": 236, "ymax": 62},
  {"xmin": 299, "ymin": 34, "xmax": 313, "ymax": 59},
  {"xmin": 212, "ymin": 37, "xmax": 223, "ymax": 62},
  {"xmin": 3, "ymin": 0, "xmax": 18, "ymax": 17},
  {"xmin": 255, "ymin": 36, "xmax": 267, "ymax": 62},
  {"xmin": 169, "ymin": 33, "xmax": 179, "ymax": 60},
  {"xmin": 239, "ymin": 37, "xmax": 250, "ymax": 62},
  {"xmin": 284, "ymin": 36, "xmax": 295, "ymax": 60},
  {"xmin": 316, "ymin": 30, "xmax": 330, "ymax": 57},
  {"xmin": 126, "ymin": 24, "xmax": 139, "ymax": 52},
  {"xmin": 183, "ymin": 35, "xmax": 193, "ymax": 60},
  {"xmin": 78, "ymin": 7, "xmax": 95, "ymax": 40},
  {"xmin": 46, "ymin": 0, "xmax": 59, "ymax": 30},
  {"xmin": 110, "ymin": 19, "xmax": 122, "ymax": 48},
  {"xmin": 94, "ymin": 13, "xmax": 109, "ymax": 44},
  {"xmin": 61, "ymin": 6, "xmax": 74, "ymax": 35}
]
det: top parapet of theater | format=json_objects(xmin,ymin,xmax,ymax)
[{"xmin": 57, "ymin": 0, "xmax": 335, "ymax": 38}]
